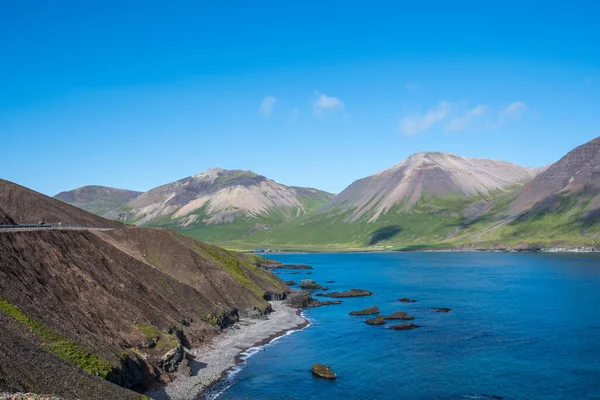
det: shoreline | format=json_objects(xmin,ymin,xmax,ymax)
[
  {"xmin": 146, "ymin": 301, "xmax": 309, "ymax": 400},
  {"xmin": 247, "ymin": 247, "xmax": 600, "ymax": 255}
]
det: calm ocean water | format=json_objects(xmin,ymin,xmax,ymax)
[{"xmin": 207, "ymin": 252, "xmax": 600, "ymax": 400}]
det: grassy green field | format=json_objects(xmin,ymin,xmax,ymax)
[{"xmin": 216, "ymin": 188, "xmax": 599, "ymax": 252}]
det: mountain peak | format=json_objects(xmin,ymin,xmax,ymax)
[
  {"xmin": 403, "ymin": 151, "xmax": 459, "ymax": 166},
  {"xmin": 191, "ymin": 168, "xmax": 259, "ymax": 182},
  {"xmin": 323, "ymin": 153, "xmax": 538, "ymax": 222}
]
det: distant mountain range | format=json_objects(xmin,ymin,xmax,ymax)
[{"xmin": 54, "ymin": 137, "xmax": 600, "ymax": 250}]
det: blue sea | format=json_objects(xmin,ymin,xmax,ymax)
[{"xmin": 208, "ymin": 252, "xmax": 600, "ymax": 400}]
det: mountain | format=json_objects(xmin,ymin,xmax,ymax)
[
  {"xmin": 0, "ymin": 179, "xmax": 123, "ymax": 228},
  {"xmin": 100, "ymin": 168, "xmax": 334, "ymax": 243},
  {"xmin": 55, "ymin": 169, "xmax": 333, "ymax": 243},
  {"xmin": 242, "ymin": 140, "xmax": 600, "ymax": 250},
  {"xmin": 236, "ymin": 152, "xmax": 538, "ymax": 249},
  {"xmin": 510, "ymin": 137, "xmax": 600, "ymax": 214},
  {"xmin": 54, "ymin": 185, "xmax": 141, "ymax": 216},
  {"xmin": 495, "ymin": 136, "xmax": 600, "ymax": 244},
  {"xmin": 321, "ymin": 152, "xmax": 537, "ymax": 222},
  {"xmin": 0, "ymin": 179, "xmax": 289, "ymax": 398}
]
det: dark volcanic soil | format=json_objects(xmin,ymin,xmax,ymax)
[{"xmin": 0, "ymin": 228, "xmax": 289, "ymax": 397}]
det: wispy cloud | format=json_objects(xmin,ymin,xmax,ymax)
[
  {"xmin": 495, "ymin": 101, "xmax": 527, "ymax": 126},
  {"xmin": 259, "ymin": 96, "xmax": 277, "ymax": 118},
  {"xmin": 313, "ymin": 92, "xmax": 344, "ymax": 114},
  {"xmin": 405, "ymin": 83, "xmax": 423, "ymax": 92},
  {"xmin": 286, "ymin": 108, "xmax": 299, "ymax": 122},
  {"xmin": 445, "ymin": 105, "xmax": 487, "ymax": 132},
  {"xmin": 399, "ymin": 101, "xmax": 450, "ymax": 135}
]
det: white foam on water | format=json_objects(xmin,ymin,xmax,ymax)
[{"xmin": 204, "ymin": 315, "xmax": 312, "ymax": 399}]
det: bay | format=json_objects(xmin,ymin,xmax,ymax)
[{"xmin": 210, "ymin": 252, "xmax": 600, "ymax": 400}]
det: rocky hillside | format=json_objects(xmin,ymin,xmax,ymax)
[
  {"xmin": 55, "ymin": 169, "xmax": 333, "ymax": 242},
  {"xmin": 102, "ymin": 168, "xmax": 333, "ymax": 242},
  {"xmin": 321, "ymin": 152, "xmax": 537, "ymax": 222},
  {"xmin": 0, "ymin": 180, "xmax": 289, "ymax": 398},
  {"xmin": 54, "ymin": 186, "xmax": 141, "ymax": 216},
  {"xmin": 510, "ymin": 137, "xmax": 600, "ymax": 214},
  {"xmin": 495, "ymin": 136, "xmax": 600, "ymax": 243},
  {"xmin": 0, "ymin": 179, "xmax": 123, "ymax": 228}
]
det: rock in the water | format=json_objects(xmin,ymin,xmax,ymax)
[
  {"xmin": 432, "ymin": 308, "xmax": 452, "ymax": 313},
  {"xmin": 326, "ymin": 280, "xmax": 335, "ymax": 283},
  {"xmin": 389, "ymin": 323, "xmax": 420, "ymax": 330},
  {"xmin": 312, "ymin": 364, "xmax": 337, "ymax": 379},
  {"xmin": 365, "ymin": 316, "xmax": 386, "ymax": 325},
  {"xmin": 349, "ymin": 306, "xmax": 380, "ymax": 316},
  {"xmin": 269, "ymin": 264, "xmax": 313, "ymax": 270},
  {"xmin": 285, "ymin": 280, "xmax": 297, "ymax": 286},
  {"xmin": 300, "ymin": 280, "xmax": 327, "ymax": 290},
  {"xmin": 284, "ymin": 291, "xmax": 314, "ymax": 308},
  {"xmin": 399, "ymin": 297, "xmax": 417, "ymax": 303},
  {"xmin": 321, "ymin": 289, "xmax": 373, "ymax": 298},
  {"xmin": 306, "ymin": 300, "xmax": 342, "ymax": 307},
  {"xmin": 382, "ymin": 312, "xmax": 414, "ymax": 320}
]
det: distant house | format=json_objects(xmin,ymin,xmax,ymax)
[{"xmin": 255, "ymin": 248, "xmax": 265, "ymax": 253}]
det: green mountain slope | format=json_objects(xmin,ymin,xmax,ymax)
[
  {"xmin": 234, "ymin": 140, "xmax": 600, "ymax": 251},
  {"xmin": 56, "ymin": 169, "xmax": 334, "ymax": 243},
  {"xmin": 54, "ymin": 185, "xmax": 141, "ymax": 216}
]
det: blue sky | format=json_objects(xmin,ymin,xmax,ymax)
[{"xmin": 1, "ymin": 1, "xmax": 599, "ymax": 195}]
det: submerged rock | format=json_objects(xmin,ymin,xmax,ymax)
[
  {"xmin": 382, "ymin": 312, "xmax": 414, "ymax": 320},
  {"xmin": 365, "ymin": 316, "xmax": 386, "ymax": 325},
  {"xmin": 325, "ymin": 280, "xmax": 335, "ymax": 284},
  {"xmin": 300, "ymin": 280, "xmax": 327, "ymax": 290},
  {"xmin": 432, "ymin": 308, "xmax": 452, "ymax": 313},
  {"xmin": 321, "ymin": 289, "xmax": 373, "ymax": 298},
  {"xmin": 389, "ymin": 323, "xmax": 420, "ymax": 330},
  {"xmin": 269, "ymin": 264, "xmax": 313, "ymax": 270},
  {"xmin": 312, "ymin": 364, "xmax": 337, "ymax": 379},
  {"xmin": 399, "ymin": 297, "xmax": 417, "ymax": 303},
  {"xmin": 349, "ymin": 306, "xmax": 379, "ymax": 316},
  {"xmin": 306, "ymin": 300, "xmax": 342, "ymax": 307}
]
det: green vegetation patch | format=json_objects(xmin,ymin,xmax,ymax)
[
  {"xmin": 0, "ymin": 296, "xmax": 113, "ymax": 377},
  {"xmin": 135, "ymin": 323, "xmax": 180, "ymax": 353}
]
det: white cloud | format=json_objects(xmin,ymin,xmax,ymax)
[
  {"xmin": 399, "ymin": 101, "xmax": 450, "ymax": 135},
  {"xmin": 405, "ymin": 83, "xmax": 422, "ymax": 91},
  {"xmin": 286, "ymin": 108, "xmax": 299, "ymax": 122},
  {"xmin": 496, "ymin": 101, "xmax": 527, "ymax": 126},
  {"xmin": 313, "ymin": 92, "xmax": 344, "ymax": 114},
  {"xmin": 445, "ymin": 104, "xmax": 487, "ymax": 132},
  {"xmin": 259, "ymin": 96, "xmax": 277, "ymax": 118}
]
